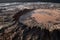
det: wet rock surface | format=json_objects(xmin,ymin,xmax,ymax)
[{"xmin": 0, "ymin": 3, "xmax": 60, "ymax": 40}]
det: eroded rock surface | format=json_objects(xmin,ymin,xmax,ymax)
[
  {"xmin": 19, "ymin": 9, "xmax": 60, "ymax": 31},
  {"xmin": 0, "ymin": 7, "xmax": 60, "ymax": 40}
]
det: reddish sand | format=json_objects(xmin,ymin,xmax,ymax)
[
  {"xmin": 31, "ymin": 9, "xmax": 60, "ymax": 26},
  {"xmin": 19, "ymin": 9, "xmax": 60, "ymax": 31}
]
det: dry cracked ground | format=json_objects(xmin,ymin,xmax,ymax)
[{"xmin": 0, "ymin": 5, "xmax": 60, "ymax": 40}]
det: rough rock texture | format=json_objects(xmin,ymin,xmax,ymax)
[
  {"xmin": 19, "ymin": 9, "xmax": 60, "ymax": 31},
  {"xmin": 0, "ymin": 7, "xmax": 60, "ymax": 40}
]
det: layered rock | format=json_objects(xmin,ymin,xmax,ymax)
[{"xmin": 0, "ymin": 6, "xmax": 60, "ymax": 40}]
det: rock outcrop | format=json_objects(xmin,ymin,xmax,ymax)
[
  {"xmin": 19, "ymin": 9, "xmax": 60, "ymax": 31},
  {"xmin": 0, "ymin": 7, "xmax": 60, "ymax": 40}
]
